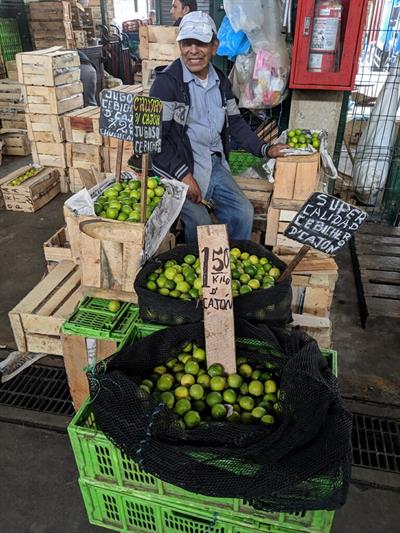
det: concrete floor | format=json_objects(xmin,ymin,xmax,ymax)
[{"xmin": 0, "ymin": 155, "xmax": 399, "ymax": 532}]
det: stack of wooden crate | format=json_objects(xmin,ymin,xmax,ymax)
[
  {"xmin": 0, "ymin": 78, "xmax": 30, "ymax": 156},
  {"xmin": 28, "ymin": 1, "xmax": 75, "ymax": 50},
  {"xmin": 139, "ymin": 26, "xmax": 180, "ymax": 89},
  {"xmin": 265, "ymin": 152, "xmax": 338, "ymax": 347},
  {"xmin": 16, "ymin": 47, "xmax": 83, "ymax": 185}
]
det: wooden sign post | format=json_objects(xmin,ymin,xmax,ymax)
[
  {"xmin": 99, "ymin": 88, "xmax": 135, "ymax": 182},
  {"xmin": 279, "ymin": 192, "xmax": 368, "ymax": 282},
  {"xmin": 133, "ymin": 95, "xmax": 163, "ymax": 223},
  {"xmin": 197, "ymin": 225, "xmax": 236, "ymax": 374}
]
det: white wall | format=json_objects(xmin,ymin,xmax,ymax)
[{"xmin": 113, "ymin": 0, "xmax": 148, "ymax": 25}]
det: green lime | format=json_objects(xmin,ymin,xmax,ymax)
[
  {"xmin": 176, "ymin": 281, "xmax": 191, "ymax": 293},
  {"xmin": 189, "ymin": 384, "xmax": 204, "ymax": 400},
  {"xmin": 240, "ymin": 252, "xmax": 250, "ymax": 260},
  {"xmin": 172, "ymin": 363, "xmax": 185, "ymax": 373},
  {"xmin": 185, "ymin": 271, "xmax": 197, "ymax": 285},
  {"xmin": 210, "ymin": 376, "xmax": 226, "ymax": 392},
  {"xmin": 265, "ymin": 380, "xmax": 277, "ymax": 394},
  {"xmin": 227, "ymin": 411, "xmax": 241, "ymax": 424},
  {"xmin": 156, "ymin": 276, "xmax": 167, "ymax": 288},
  {"xmin": 175, "ymin": 398, "xmax": 191, "ymax": 416},
  {"xmin": 141, "ymin": 379, "xmax": 153, "ymax": 390},
  {"xmin": 184, "ymin": 254, "xmax": 196, "ymax": 265},
  {"xmin": 248, "ymin": 279, "xmax": 260, "ymax": 290},
  {"xmin": 263, "ymin": 393, "xmax": 277, "ymax": 403},
  {"xmin": 164, "ymin": 259, "xmax": 177, "ymax": 268},
  {"xmin": 249, "ymin": 380, "xmax": 264, "ymax": 397},
  {"xmin": 244, "ymin": 265, "xmax": 257, "ymax": 278},
  {"xmin": 232, "ymin": 280, "xmax": 241, "ymax": 291},
  {"xmin": 160, "ymin": 391, "xmax": 175, "ymax": 409},
  {"xmin": 239, "ymin": 383, "xmax": 249, "ymax": 395},
  {"xmin": 231, "ymin": 269, "xmax": 241, "ymax": 280},
  {"xmin": 251, "ymin": 370, "xmax": 261, "ymax": 380},
  {"xmin": 175, "ymin": 386, "xmax": 190, "ymax": 399},
  {"xmin": 182, "ymin": 342, "xmax": 193, "ymax": 353},
  {"xmin": 269, "ymin": 268, "xmax": 281, "ymax": 280},
  {"xmin": 159, "ymin": 288, "xmax": 170, "ymax": 296},
  {"xmin": 193, "ymin": 400, "xmax": 206, "ymax": 414},
  {"xmin": 227, "ymin": 373, "xmax": 243, "ymax": 388},
  {"xmin": 238, "ymin": 364, "xmax": 253, "ymax": 378},
  {"xmin": 230, "ymin": 248, "xmax": 241, "ymax": 258},
  {"xmin": 164, "ymin": 267, "xmax": 177, "ymax": 280},
  {"xmin": 192, "ymin": 347, "xmax": 206, "ymax": 362},
  {"xmin": 169, "ymin": 290, "xmax": 181, "ymax": 298},
  {"xmin": 157, "ymin": 373, "xmax": 174, "ymax": 391},
  {"xmin": 232, "ymin": 403, "xmax": 241, "ymax": 413},
  {"xmin": 239, "ymin": 285, "xmax": 252, "ymax": 295},
  {"xmin": 251, "ymin": 406, "xmax": 267, "ymax": 419},
  {"xmin": 184, "ymin": 410, "xmax": 201, "ymax": 429},
  {"xmin": 106, "ymin": 207, "xmax": 119, "ymax": 219},
  {"xmin": 175, "ymin": 372, "xmax": 185, "ymax": 383},
  {"xmin": 188, "ymin": 288, "xmax": 199, "ymax": 300},
  {"xmin": 273, "ymin": 402, "xmax": 282, "ymax": 415},
  {"xmin": 206, "ymin": 391, "xmax": 223, "ymax": 407},
  {"xmin": 108, "ymin": 300, "xmax": 121, "ymax": 313},
  {"xmin": 223, "ymin": 388, "xmax": 237, "ymax": 404},
  {"xmin": 241, "ymin": 412, "xmax": 253, "ymax": 424},
  {"xmin": 211, "ymin": 403, "xmax": 227, "ymax": 420},
  {"xmin": 154, "ymin": 365, "xmax": 167, "ymax": 375},
  {"xmin": 239, "ymin": 273, "xmax": 251, "ymax": 284},
  {"xmin": 197, "ymin": 374, "xmax": 210, "ymax": 388},
  {"xmin": 166, "ymin": 358, "xmax": 178, "ymax": 369},
  {"xmin": 208, "ymin": 363, "xmax": 224, "ymax": 377},
  {"xmin": 164, "ymin": 279, "xmax": 176, "ymax": 290},
  {"xmin": 261, "ymin": 414, "xmax": 275, "ymax": 425},
  {"xmin": 140, "ymin": 384, "xmax": 151, "ymax": 394},
  {"xmin": 260, "ymin": 372, "xmax": 272, "ymax": 382},
  {"xmin": 178, "ymin": 354, "xmax": 191, "ymax": 364},
  {"xmin": 184, "ymin": 359, "xmax": 200, "ymax": 376},
  {"xmin": 239, "ymin": 396, "xmax": 255, "ymax": 411},
  {"xmin": 181, "ymin": 374, "xmax": 195, "ymax": 387},
  {"xmin": 193, "ymin": 278, "xmax": 202, "ymax": 291}
]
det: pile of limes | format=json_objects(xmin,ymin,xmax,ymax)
[
  {"xmin": 94, "ymin": 177, "xmax": 166, "ymax": 222},
  {"xmin": 140, "ymin": 343, "xmax": 281, "ymax": 429},
  {"xmin": 287, "ymin": 129, "xmax": 320, "ymax": 150},
  {"xmin": 9, "ymin": 166, "xmax": 43, "ymax": 186},
  {"xmin": 145, "ymin": 248, "xmax": 281, "ymax": 300}
]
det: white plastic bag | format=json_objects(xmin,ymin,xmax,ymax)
[
  {"xmin": 227, "ymin": 0, "xmax": 290, "ymax": 109},
  {"xmin": 223, "ymin": 0, "xmax": 264, "ymax": 34}
]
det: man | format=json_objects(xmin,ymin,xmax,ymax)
[
  {"xmin": 78, "ymin": 50, "xmax": 97, "ymax": 106},
  {"xmin": 150, "ymin": 12, "xmax": 287, "ymax": 243},
  {"xmin": 170, "ymin": 0, "xmax": 198, "ymax": 26}
]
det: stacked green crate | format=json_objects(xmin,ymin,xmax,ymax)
[
  {"xmin": 0, "ymin": 19, "xmax": 22, "ymax": 62},
  {"xmin": 68, "ymin": 343, "xmax": 337, "ymax": 533},
  {"xmin": 228, "ymin": 151, "xmax": 262, "ymax": 176}
]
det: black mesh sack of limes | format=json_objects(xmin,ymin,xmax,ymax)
[
  {"xmin": 88, "ymin": 320, "xmax": 352, "ymax": 512},
  {"xmin": 134, "ymin": 240, "xmax": 292, "ymax": 327}
]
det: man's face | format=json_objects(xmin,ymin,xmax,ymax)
[
  {"xmin": 170, "ymin": 0, "xmax": 188, "ymax": 21},
  {"xmin": 180, "ymin": 39, "xmax": 218, "ymax": 78}
]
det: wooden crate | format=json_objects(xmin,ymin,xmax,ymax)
[
  {"xmin": 43, "ymin": 226, "xmax": 73, "ymax": 271},
  {"xmin": 1, "ymin": 130, "xmax": 31, "ymax": 156},
  {"xmin": 235, "ymin": 176, "xmax": 273, "ymax": 232},
  {"xmin": 64, "ymin": 106, "xmax": 101, "ymax": 145},
  {"xmin": 139, "ymin": 25, "xmax": 179, "ymax": 61},
  {"xmin": 23, "ymin": 82, "xmax": 83, "ymax": 115},
  {"xmin": 67, "ymin": 167, "xmax": 109, "ymax": 193},
  {"xmin": 0, "ymin": 174, "xmax": 10, "ymax": 209},
  {"xmin": 0, "ymin": 79, "xmax": 24, "ymax": 111},
  {"xmin": 1, "ymin": 165, "xmax": 61, "ymax": 212},
  {"xmin": 291, "ymin": 271, "xmax": 337, "ymax": 318},
  {"xmin": 31, "ymin": 141, "xmax": 67, "ymax": 168},
  {"xmin": 9, "ymin": 261, "xmax": 82, "ymax": 356},
  {"xmin": 290, "ymin": 314, "xmax": 332, "ymax": 349},
  {"xmin": 5, "ymin": 61, "xmax": 18, "ymax": 81},
  {"xmin": 0, "ymin": 110, "xmax": 26, "ymax": 129},
  {"xmin": 16, "ymin": 47, "xmax": 81, "ymax": 87},
  {"xmin": 103, "ymin": 145, "xmax": 133, "ymax": 173},
  {"xmin": 66, "ymin": 143, "xmax": 103, "ymax": 171},
  {"xmin": 273, "ymin": 152, "xmax": 320, "ymax": 208},
  {"xmin": 74, "ymin": 30, "xmax": 88, "ymax": 48},
  {"xmin": 28, "ymin": 1, "xmax": 71, "ymax": 21},
  {"xmin": 26, "ymin": 113, "xmax": 64, "ymax": 143},
  {"xmin": 141, "ymin": 59, "xmax": 172, "ymax": 89}
]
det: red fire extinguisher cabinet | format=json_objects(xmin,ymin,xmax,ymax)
[{"xmin": 289, "ymin": 0, "xmax": 369, "ymax": 91}]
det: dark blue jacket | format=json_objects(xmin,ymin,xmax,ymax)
[{"xmin": 149, "ymin": 59, "xmax": 269, "ymax": 181}]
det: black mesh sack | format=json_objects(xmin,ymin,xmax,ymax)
[
  {"xmin": 88, "ymin": 321, "xmax": 352, "ymax": 512},
  {"xmin": 134, "ymin": 240, "xmax": 292, "ymax": 327}
]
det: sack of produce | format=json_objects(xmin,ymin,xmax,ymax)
[
  {"xmin": 134, "ymin": 240, "xmax": 292, "ymax": 327},
  {"xmin": 89, "ymin": 321, "xmax": 352, "ymax": 511}
]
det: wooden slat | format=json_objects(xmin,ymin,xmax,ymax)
[
  {"xmin": 363, "ymin": 283, "xmax": 400, "ymax": 299},
  {"xmin": 358, "ymin": 224, "xmax": 400, "ymax": 237},
  {"xmin": 367, "ymin": 298, "xmax": 400, "ymax": 318},
  {"xmin": 358, "ymin": 255, "xmax": 400, "ymax": 272},
  {"xmin": 37, "ymin": 269, "xmax": 81, "ymax": 317},
  {"xmin": 360, "ymin": 269, "xmax": 400, "ymax": 284}
]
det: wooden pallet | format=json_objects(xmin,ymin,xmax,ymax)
[
  {"xmin": 26, "ymin": 113, "xmax": 64, "ymax": 143},
  {"xmin": 353, "ymin": 224, "xmax": 400, "ymax": 324},
  {"xmin": 9, "ymin": 261, "xmax": 82, "ymax": 356},
  {"xmin": 139, "ymin": 25, "xmax": 179, "ymax": 61},
  {"xmin": 16, "ymin": 47, "xmax": 80, "ymax": 87},
  {"xmin": 43, "ymin": 226, "xmax": 73, "ymax": 271},
  {"xmin": 23, "ymin": 82, "xmax": 83, "ymax": 115},
  {"xmin": 64, "ymin": 106, "xmax": 101, "ymax": 145},
  {"xmin": 1, "ymin": 130, "xmax": 30, "ymax": 156},
  {"xmin": 31, "ymin": 141, "xmax": 67, "ymax": 168},
  {"xmin": 1, "ymin": 165, "xmax": 61, "ymax": 212}
]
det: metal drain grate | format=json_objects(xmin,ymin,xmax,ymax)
[
  {"xmin": 352, "ymin": 413, "xmax": 400, "ymax": 473},
  {"xmin": 0, "ymin": 363, "xmax": 74, "ymax": 416}
]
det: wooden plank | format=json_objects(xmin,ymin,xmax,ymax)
[
  {"xmin": 8, "ymin": 312, "xmax": 27, "ymax": 352},
  {"xmin": 367, "ymin": 298, "xmax": 400, "ymax": 318},
  {"xmin": 54, "ymin": 285, "xmax": 82, "ymax": 318},
  {"xmin": 198, "ymin": 225, "xmax": 236, "ymax": 374},
  {"xmin": 360, "ymin": 269, "xmax": 400, "ymax": 284},
  {"xmin": 26, "ymin": 334, "xmax": 62, "ymax": 356},
  {"xmin": 358, "ymin": 255, "xmax": 400, "ymax": 272},
  {"xmin": 61, "ymin": 334, "xmax": 90, "ymax": 410},
  {"xmin": 101, "ymin": 240, "xmax": 123, "ymax": 290},
  {"xmin": 37, "ymin": 269, "xmax": 81, "ymax": 317},
  {"xmin": 363, "ymin": 283, "xmax": 400, "ymax": 299},
  {"xmin": 265, "ymin": 206, "xmax": 280, "ymax": 246},
  {"xmin": 358, "ymin": 224, "xmax": 400, "ymax": 237}
]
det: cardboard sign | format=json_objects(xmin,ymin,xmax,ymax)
[
  {"xmin": 284, "ymin": 192, "xmax": 368, "ymax": 255},
  {"xmin": 99, "ymin": 89, "xmax": 134, "ymax": 141},
  {"xmin": 133, "ymin": 95, "xmax": 163, "ymax": 154},
  {"xmin": 197, "ymin": 225, "xmax": 236, "ymax": 374}
]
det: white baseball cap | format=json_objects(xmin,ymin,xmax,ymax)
[{"xmin": 177, "ymin": 11, "xmax": 217, "ymax": 44}]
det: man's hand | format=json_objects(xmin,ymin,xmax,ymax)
[
  {"xmin": 182, "ymin": 173, "xmax": 202, "ymax": 204},
  {"xmin": 267, "ymin": 143, "xmax": 290, "ymax": 159}
]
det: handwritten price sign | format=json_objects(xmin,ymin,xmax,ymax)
[{"xmin": 198, "ymin": 225, "xmax": 236, "ymax": 373}]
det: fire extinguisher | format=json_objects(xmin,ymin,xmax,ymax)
[{"xmin": 308, "ymin": 0, "xmax": 343, "ymax": 73}]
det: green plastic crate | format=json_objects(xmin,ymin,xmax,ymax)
[
  {"xmin": 133, "ymin": 319, "xmax": 167, "ymax": 340},
  {"xmin": 68, "ymin": 346, "xmax": 338, "ymax": 533},
  {"xmin": 228, "ymin": 151, "xmax": 262, "ymax": 176},
  {"xmin": 0, "ymin": 19, "xmax": 22, "ymax": 61},
  {"xmin": 62, "ymin": 297, "xmax": 140, "ymax": 342}
]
